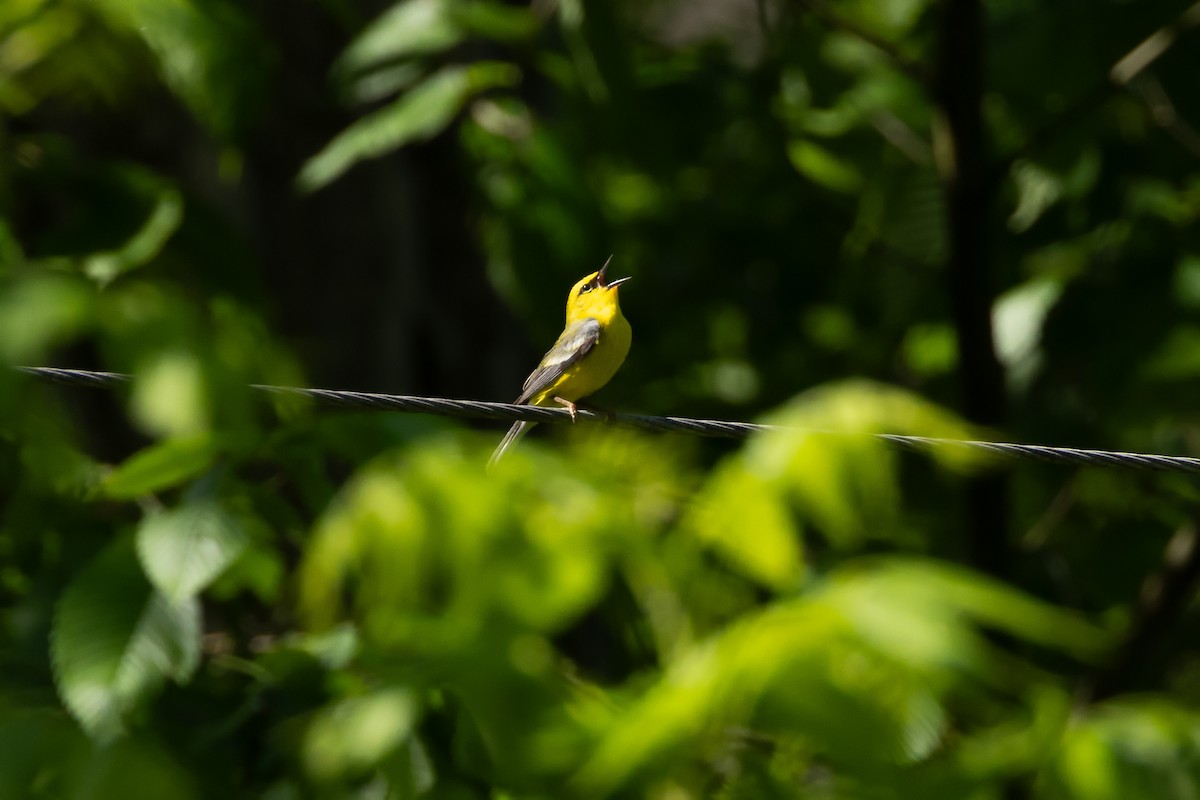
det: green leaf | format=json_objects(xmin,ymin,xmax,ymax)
[
  {"xmin": 0, "ymin": 273, "xmax": 93, "ymax": 364},
  {"xmin": 787, "ymin": 139, "xmax": 863, "ymax": 193},
  {"xmin": 575, "ymin": 577, "xmax": 946, "ymax": 795},
  {"xmin": 136, "ymin": 500, "xmax": 248, "ymax": 603},
  {"xmin": 100, "ymin": 433, "xmax": 219, "ymax": 499},
  {"xmin": 299, "ymin": 437, "xmax": 617, "ymax": 642},
  {"xmin": 303, "ymin": 687, "xmax": 419, "ymax": 781},
  {"xmin": 992, "ymin": 277, "xmax": 1062, "ymax": 393},
  {"xmin": 83, "ymin": 185, "xmax": 183, "ymax": 286},
  {"xmin": 822, "ymin": 559, "xmax": 1110, "ymax": 664},
  {"xmin": 337, "ymin": 0, "xmax": 464, "ymax": 78},
  {"xmin": 130, "ymin": 351, "xmax": 211, "ymax": 437},
  {"xmin": 1007, "ymin": 159, "xmax": 1062, "ymax": 232},
  {"xmin": 299, "ymin": 62, "xmax": 520, "ymax": 192},
  {"xmin": 1043, "ymin": 701, "xmax": 1200, "ymax": 800},
  {"xmin": 51, "ymin": 538, "xmax": 201, "ymax": 742},
  {"xmin": 684, "ymin": 463, "xmax": 804, "ymax": 591},
  {"xmin": 450, "ymin": 1, "xmax": 540, "ymax": 42},
  {"xmin": 92, "ymin": 0, "xmax": 268, "ymax": 140}
]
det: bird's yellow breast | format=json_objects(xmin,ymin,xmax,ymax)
[{"xmin": 533, "ymin": 311, "xmax": 631, "ymax": 405}]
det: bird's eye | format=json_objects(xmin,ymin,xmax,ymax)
[{"xmin": 579, "ymin": 283, "xmax": 595, "ymax": 295}]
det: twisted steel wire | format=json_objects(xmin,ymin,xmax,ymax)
[{"xmin": 17, "ymin": 366, "xmax": 1200, "ymax": 474}]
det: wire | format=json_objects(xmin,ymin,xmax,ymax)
[{"xmin": 17, "ymin": 365, "xmax": 1200, "ymax": 474}]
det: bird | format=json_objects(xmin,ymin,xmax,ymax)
[{"xmin": 488, "ymin": 257, "xmax": 632, "ymax": 467}]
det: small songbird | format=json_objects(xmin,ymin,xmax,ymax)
[{"xmin": 489, "ymin": 257, "xmax": 632, "ymax": 467}]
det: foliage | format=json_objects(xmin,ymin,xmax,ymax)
[{"xmin": 5, "ymin": 0, "xmax": 1200, "ymax": 797}]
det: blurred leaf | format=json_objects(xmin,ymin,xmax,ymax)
[
  {"xmin": 299, "ymin": 437, "xmax": 619, "ymax": 642},
  {"xmin": 1008, "ymin": 160, "xmax": 1063, "ymax": 233},
  {"xmin": 83, "ymin": 184, "xmax": 182, "ymax": 286},
  {"xmin": 130, "ymin": 351, "xmax": 210, "ymax": 437},
  {"xmin": 299, "ymin": 62, "xmax": 521, "ymax": 192},
  {"xmin": 684, "ymin": 463, "xmax": 803, "ymax": 591},
  {"xmin": 92, "ymin": 0, "xmax": 268, "ymax": 139},
  {"xmin": 575, "ymin": 567, "xmax": 933, "ymax": 795},
  {"xmin": 0, "ymin": 272, "xmax": 93, "ymax": 364},
  {"xmin": 825, "ymin": 559, "xmax": 1110, "ymax": 664},
  {"xmin": 304, "ymin": 687, "xmax": 419, "ymax": 781},
  {"xmin": 337, "ymin": 0, "xmax": 464, "ymax": 78},
  {"xmin": 993, "ymin": 277, "xmax": 1062, "ymax": 393},
  {"xmin": 1041, "ymin": 701, "xmax": 1200, "ymax": 799},
  {"xmin": 99, "ymin": 433, "xmax": 220, "ymax": 499},
  {"xmin": 577, "ymin": 557, "xmax": 1103, "ymax": 796},
  {"xmin": 787, "ymin": 139, "xmax": 863, "ymax": 193},
  {"xmin": 737, "ymin": 381, "xmax": 983, "ymax": 547},
  {"xmin": 344, "ymin": 62, "xmax": 425, "ymax": 105},
  {"xmin": 1143, "ymin": 326, "xmax": 1200, "ymax": 380},
  {"xmin": 838, "ymin": 0, "xmax": 929, "ymax": 37},
  {"xmin": 51, "ymin": 538, "xmax": 201, "ymax": 742},
  {"xmin": 136, "ymin": 500, "xmax": 248, "ymax": 603},
  {"xmin": 210, "ymin": 530, "xmax": 285, "ymax": 604},
  {"xmin": 902, "ymin": 322, "xmax": 959, "ymax": 377}
]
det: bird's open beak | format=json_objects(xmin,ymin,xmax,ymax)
[{"xmin": 597, "ymin": 255, "xmax": 631, "ymax": 289}]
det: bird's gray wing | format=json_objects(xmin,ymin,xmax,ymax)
[{"xmin": 515, "ymin": 317, "xmax": 601, "ymax": 404}]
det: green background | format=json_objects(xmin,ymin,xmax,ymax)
[{"xmin": 4, "ymin": 0, "xmax": 1200, "ymax": 796}]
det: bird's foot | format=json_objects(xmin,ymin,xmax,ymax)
[{"xmin": 553, "ymin": 396, "xmax": 578, "ymax": 422}]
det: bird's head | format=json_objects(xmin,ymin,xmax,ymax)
[{"xmin": 565, "ymin": 256, "xmax": 630, "ymax": 324}]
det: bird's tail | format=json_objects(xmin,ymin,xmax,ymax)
[{"xmin": 488, "ymin": 421, "xmax": 536, "ymax": 469}]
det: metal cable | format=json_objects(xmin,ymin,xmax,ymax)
[{"xmin": 17, "ymin": 366, "xmax": 1200, "ymax": 474}]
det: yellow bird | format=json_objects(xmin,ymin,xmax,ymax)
[{"xmin": 489, "ymin": 257, "xmax": 632, "ymax": 467}]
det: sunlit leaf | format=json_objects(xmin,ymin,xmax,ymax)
[
  {"xmin": 993, "ymin": 277, "xmax": 1062, "ymax": 393},
  {"xmin": 337, "ymin": 0, "xmax": 464, "ymax": 78},
  {"xmin": 299, "ymin": 62, "xmax": 520, "ymax": 192},
  {"xmin": 684, "ymin": 464, "xmax": 803, "ymax": 591},
  {"xmin": 822, "ymin": 559, "xmax": 1109, "ymax": 664},
  {"xmin": 1042, "ymin": 701, "xmax": 1200, "ymax": 799},
  {"xmin": 136, "ymin": 500, "xmax": 248, "ymax": 603},
  {"xmin": 299, "ymin": 437, "xmax": 620, "ymax": 645},
  {"xmin": 787, "ymin": 139, "xmax": 863, "ymax": 193},
  {"xmin": 92, "ymin": 0, "xmax": 268, "ymax": 139},
  {"xmin": 99, "ymin": 433, "xmax": 220, "ymax": 499},
  {"xmin": 575, "ymin": 567, "xmax": 945, "ymax": 795},
  {"xmin": 130, "ymin": 351, "xmax": 211, "ymax": 437},
  {"xmin": 83, "ymin": 184, "xmax": 183, "ymax": 286},
  {"xmin": 51, "ymin": 538, "xmax": 201, "ymax": 742},
  {"xmin": 304, "ymin": 687, "xmax": 419, "ymax": 781},
  {"xmin": 1008, "ymin": 160, "xmax": 1063, "ymax": 232},
  {"xmin": 0, "ymin": 273, "xmax": 93, "ymax": 364},
  {"xmin": 576, "ymin": 557, "xmax": 1104, "ymax": 796}
]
